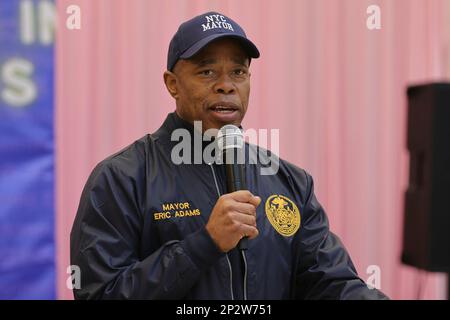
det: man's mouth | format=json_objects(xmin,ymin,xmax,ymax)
[
  {"xmin": 209, "ymin": 102, "xmax": 239, "ymax": 113},
  {"xmin": 208, "ymin": 102, "xmax": 241, "ymax": 123}
]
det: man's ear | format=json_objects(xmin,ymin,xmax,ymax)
[{"xmin": 163, "ymin": 71, "xmax": 179, "ymax": 99}]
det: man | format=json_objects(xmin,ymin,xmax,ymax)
[{"xmin": 71, "ymin": 12, "xmax": 388, "ymax": 300}]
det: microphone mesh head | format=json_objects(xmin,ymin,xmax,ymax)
[{"xmin": 217, "ymin": 124, "xmax": 244, "ymax": 153}]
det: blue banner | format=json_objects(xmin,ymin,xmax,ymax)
[{"xmin": 0, "ymin": 0, "xmax": 55, "ymax": 299}]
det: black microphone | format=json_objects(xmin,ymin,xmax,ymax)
[{"xmin": 217, "ymin": 124, "xmax": 248, "ymax": 250}]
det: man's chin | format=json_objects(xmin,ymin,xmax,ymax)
[{"xmin": 203, "ymin": 120, "xmax": 242, "ymax": 133}]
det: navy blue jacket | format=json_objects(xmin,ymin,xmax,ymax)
[{"xmin": 70, "ymin": 112, "xmax": 388, "ymax": 300}]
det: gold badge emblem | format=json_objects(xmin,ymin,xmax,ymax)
[{"xmin": 265, "ymin": 195, "xmax": 301, "ymax": 237}]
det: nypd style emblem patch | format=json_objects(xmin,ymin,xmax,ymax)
[{"xmin": 265, "ymin": 195, "xmax": 301, "ymax": 237}]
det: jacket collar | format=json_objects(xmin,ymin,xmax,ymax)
[
  {"xmin": 153, "ymin": 112, "xmax": 254, "ymax": 166},
  {"xmin": 153, "ymin": 111, "xmax": 215, "ymax": 144},
  {"xmin": 153, "ymin": 112, "xmax": 220, "ymax": 164}
]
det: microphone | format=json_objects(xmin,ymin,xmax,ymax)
[{"xmin": 217, "ymin": 124, "xmax": 248, "ymax": 250}]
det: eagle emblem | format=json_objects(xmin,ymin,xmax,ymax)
[{"xmin": 265, "ymin": 195, "xmax": 301, "ymax": 237}]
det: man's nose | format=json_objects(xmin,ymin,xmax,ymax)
[{"xmin": 213, "ymin": 74, "xmax": 235, "ymax": 94}]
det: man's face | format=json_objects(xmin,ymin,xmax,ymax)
[{"xmin": 164, "ymin": 38, "xmax": 251, "ymax": 132}]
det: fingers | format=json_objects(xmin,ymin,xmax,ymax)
[
  {"xmin": 207, "ymin": 191, "xmax": 262, "ymax": 252},
  {"xmin": 239, "ymin": 224, "xmax": 259, "ymax": 240},
  {"xmin": 232, "ymin": 202, "xmax": 256, "ymax": 216},
  {"xmin": 248, "ymin": 195, "xmax": 261, "ymax": 208},
  {"xmin": 231, "ymin": 211, "xmax": 256, "ymax": 227},
  {"xmin": 227, "ymin": 190, "xmax": 255, "ymax": 203},
  {"xmin": 226, "ymin": 191, "xmax": 262, "ymax": 208}
]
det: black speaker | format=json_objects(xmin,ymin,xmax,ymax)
[{"xmin": 402, "ymin": 83, "xmax": 450, "ymax": 272}]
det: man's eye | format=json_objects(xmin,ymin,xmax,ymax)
[
  {"xmin": 199, "ymin": 70, "xmax": 213, "ymax": 76},
  {"xmin": 233, "ymin": 69, "xmax": 246, "ymax": 76}
]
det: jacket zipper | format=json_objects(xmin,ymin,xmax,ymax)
[
  {"xmin": 225, "ymin": 255, "xmax": 234, "ymax": 300},
  {"xmin": 209, "ymin": 163, "xmax": 248, "ymax": 301},
  {"xmin": 241, "ymin": 250, "xmax": 248, "ymax": 300},
  {"xmin": 209, "ymin": 163, "xmax": 234, "ymax": 300}
]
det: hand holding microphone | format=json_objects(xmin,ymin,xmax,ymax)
[
  {"xmin": 205, "ymin": 124, "xmax": 261, "ymax": 252},
  {"xmin": 206, "ymin": 191, "xmax": 261, "ymax": 252}
]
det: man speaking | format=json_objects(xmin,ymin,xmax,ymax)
[{"xmin": 70, "ymin": 12, "xmax": 388, "ymax": 300}]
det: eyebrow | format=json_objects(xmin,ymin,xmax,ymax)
[
  {"xmin": 193, "ymin": 57, "xmax": 249, "ymax": 68},
  {"xmin": 231, "ymin": 57, "xmax": 249, "ymax": 67}
]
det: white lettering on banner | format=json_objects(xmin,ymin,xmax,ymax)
[
  {"xmin": 20, "ymin": 0, "xmax": 55, "ymax": 45},
  {"xmin": 20, "ymin": 0, "xmax": 34, "ymax": 44},
  {"xmin": 1, "ymin": 58, "xmax": 37, "ymax": 108},
  {"xmin": 38, "ymin": 0, "xmax": 55, "ymax": 44}
]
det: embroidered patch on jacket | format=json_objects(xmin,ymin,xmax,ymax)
[
  {"xmin": 265, "ymin": 195, "xmax": 301, "ymax": 237},
  {"xmin": 153, "ymin": 202, "xmax": 201, "ymax": 221}
]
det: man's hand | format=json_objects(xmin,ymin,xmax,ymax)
[{"xmin": 206, "ymin": 190, "xmax": 261, "ymax": 252}]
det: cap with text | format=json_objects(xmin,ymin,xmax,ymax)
[{"xmin": 167, "ymin": 11, "xmax": 260, "ymax": 71}]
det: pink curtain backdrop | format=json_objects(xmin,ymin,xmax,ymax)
[{"xmin": 56, "ymin": 0, "xmax": 450, "ymax": 299}]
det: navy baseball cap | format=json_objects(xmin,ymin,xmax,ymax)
[{"xmin": 167, "ymin": 12, "xmax": 260, "ymax": 71}]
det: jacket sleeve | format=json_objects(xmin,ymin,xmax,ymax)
[
  {"xmin": 70, "ymin": 161, "xmax": 223, "ymax": 300},
  {"xmin": 294, "ymin": 172, "xmax": 389, "ymax": 300}
]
